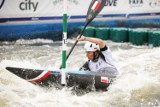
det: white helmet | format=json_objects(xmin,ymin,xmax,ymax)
[{"xmin": 84, "ymin": 42, "xmax": 100, "ymax": 52}]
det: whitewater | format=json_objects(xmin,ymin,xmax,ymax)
[{"xmin": 0, "ymin": 39, "xmax": 160, "ymax": 107}]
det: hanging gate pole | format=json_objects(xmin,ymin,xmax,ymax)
[{"xmin": 61, "ymin": 0, "xmax": 67, "ymax": 85}]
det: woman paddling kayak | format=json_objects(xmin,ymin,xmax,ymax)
[{"xmin": 76, "ymin": 35, "xmax": 119, "ymax": 76}]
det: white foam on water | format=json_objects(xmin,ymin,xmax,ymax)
[{"xmin": 0, "ymin": 39, "xmax": 160, "ymax": 107}]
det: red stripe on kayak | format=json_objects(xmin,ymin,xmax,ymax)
[{"xmin": 28, "ymin": 71, "xmax": 51, "ymax": 82}]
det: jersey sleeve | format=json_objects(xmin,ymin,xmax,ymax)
[
  {"xmin": 101, "ymin": 45, "xmax": 115, "ymax": 67},
  {"xmin": 100, "ymin": 45, "xmax": 108, "ymax": 51}
]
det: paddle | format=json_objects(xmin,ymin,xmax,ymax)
[{"xmin": 60, "ymin": 0, "xmax": 107, "ymax": 69}]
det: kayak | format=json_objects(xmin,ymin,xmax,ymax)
[{"xmin": 6, "ymin": 67, "xmax": 116, "ymax": 91}]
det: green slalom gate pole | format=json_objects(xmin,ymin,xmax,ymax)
[{"xmin": 61, "ymin": 0, "xmax": 67, "ymax": 86}]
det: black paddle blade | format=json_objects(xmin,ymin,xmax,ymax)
[
  {"xmin": 86, "ymin": 0, "xmax": 106, "ymax": 24},
  {"xmin": 79, "ymin": 0, "xmax": 106, "ymax": 35}
]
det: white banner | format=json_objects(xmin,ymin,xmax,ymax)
[
  {"xmin": 0, "ymin": 0, "xmax": 89, "ymax": 18},
  {"xmin": 0, "ymin": 0, "xmax": 160, "ymax": 19},
  {"xmin": 100, "ymin": 0, "xmax": 160, "ymax": 15}
]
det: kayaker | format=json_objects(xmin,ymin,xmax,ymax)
[{"xmin": 76, "ymin": 35, "xmax": 119, "ymax": 76}]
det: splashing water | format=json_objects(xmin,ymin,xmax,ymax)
[{"xmin": 0, "ymin": 39, "xmax": 160, "ymax": 107}]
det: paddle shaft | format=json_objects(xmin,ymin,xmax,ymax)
[
  {"xmin": 67, "ymin": 25, "xmax": 88, "ymax": 58},
  {"xmin": 59, "ymin": 24, "xmax": 88, "ymax": 69},
  {"xmin": 59, "ymin": 0, "xmax": 107, "ymax": 69}
]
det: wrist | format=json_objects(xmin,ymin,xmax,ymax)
[{"xmin": 84, "ymin": 36, "xmax": 87, "ymax": 41}]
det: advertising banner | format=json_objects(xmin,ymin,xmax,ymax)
[{"xmin": 0, "ymin": 0, "xmax": 160, "ymax": 20}]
